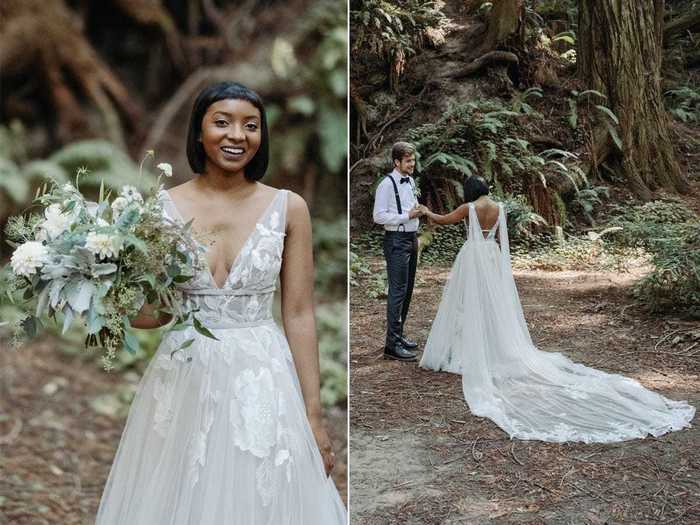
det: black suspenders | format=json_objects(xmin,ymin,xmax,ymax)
[
  {"xmin": 387, "ymin": 175, "xmax": 402, "ymax": 214},
  {"xmin": 386, "ymin": 175, "xmax": 405, "ymax": 231}
]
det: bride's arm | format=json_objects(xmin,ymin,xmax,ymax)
[
  {"xmin": 425, "ymin": 203, "xmax": 470, "ymax": 225},
  {"xmin": 280, "ymin": 191, "xmax": 335, "ymax": 476}
]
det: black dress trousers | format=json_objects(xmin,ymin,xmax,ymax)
[{"xmin": 383, "ymin": 230, "xmax": 418, "ymax": 348}]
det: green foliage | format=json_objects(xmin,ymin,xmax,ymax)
[
  {"xmin": 350, "ymin": 249, "xmax": 372, "ymax": 286},
  {"xmin": 419, "ymin": 224, "xmax": 466, "ymax": 265},
  {"xmin": 316, "ymin": 301, "xmax": 348, "ymax": 407},
  {"xmin": 631, "ymin": 223, "xmax": 700, "ymax": 316},
  {"xmin": 511, "ymin": 87, "xmax": 544, "ymax": 117},
  {"xmin": 351, "ymin": 0, "xmax": 448, "ymax": 61},
  {"xmin": 607, "ymin": 201, "xmax": 700, "ymax": 315},
  {"xmin": 350, "ymin": 245, "xmax": 387, "ymax": 297},
  {"xmin": 313, "ymin": 216, "xmax": 347, "ymax": 297},
  {"xmin": 500, "ymin": 194, "xmax": 548, "ymax": 241},
  {"xmin": 511, "ymin": 233, "xmax": 640, "ymax": 273},
  {"xmin": 364, "ymin": 271, "xmax": 388, "ymax": 299},
  {"xmin": 568, "ymin": 184, "xmax": 609, "ymax": 226},
  {"xmin": 0, "ymin": 126, "xmax": 153, "ymax": 211},
  {"xmin": 567, "ymin": 90, "xmax": 622, "ymax": 151},
  {"xmin": 665, "ymin": 86, "xmax": 700, "ymax": 123},
  {"xmin": 609, "ymin": 201, "xmax": 696, "ymax": 228},
  {"xmin": 405, "ymin": 98, "xmax": 584, "ymax": 213},
  {"xmin": 268, "ymin": 0, "xmax": 347, "ymax": 187},
  {"xmin": 535, "ymin": 0, "xmax": 578, "ymax": 31}
]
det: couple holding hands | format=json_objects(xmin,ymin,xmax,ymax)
[{"xmin": 372, "ymin": 140, "xmax": 694, "ymax": 443}]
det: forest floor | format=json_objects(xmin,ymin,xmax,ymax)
[
  {"xmin": 0, "ymin": 339, "xmax": 347, "ymax": 525},
  {"xmin": 350, "ymin": 257, "xmax": 699, "ymax": 525}
]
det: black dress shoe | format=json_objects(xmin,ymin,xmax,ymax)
[
  {"xmin": 384, "ymin": 343, "xmax": 417, "ymax": 361},
  {"xmin": 399, "ymin": 336, "xmax": 418, "ymax": 349}
]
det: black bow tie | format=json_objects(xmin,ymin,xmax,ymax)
[{"xmin": 400, "ymin": 177, "xmax": 410, "ymax": 184}]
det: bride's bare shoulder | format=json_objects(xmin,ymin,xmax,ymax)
[{"xmin": 166, "ymin": 180, "xmax": 195, "ymax": 199}]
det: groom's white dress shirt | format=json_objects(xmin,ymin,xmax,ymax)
[{"xmin": 373, "ymin": 169, "xmax": 419, "ymax": 232}]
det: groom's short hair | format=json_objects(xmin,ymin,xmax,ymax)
[{"xmin": 391, "ymin": 142, "xmax": 415, "ymax": 164}]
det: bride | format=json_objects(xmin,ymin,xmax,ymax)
[
  {"xmin": 418, "ymin": 175, "xmax": 695, "ymax": 443},
  {"xmin": 96, "ymin": 82, "xmax": 347, "ymax": 523}
]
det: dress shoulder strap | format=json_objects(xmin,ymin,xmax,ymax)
[{"xmin": 276, "ymin": 189, "xmax": 290, "ymax": 235}]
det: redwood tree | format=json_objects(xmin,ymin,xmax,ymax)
[
  {"xmin": 578, "ymin": 0, "xmax": 689, "ymax": 199},
  {"xmin": 471, "ymin": 0, "xmax": 524, "ymax": 59}
]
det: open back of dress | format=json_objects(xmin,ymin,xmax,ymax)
[{"xmin": 420, "ymin": 203, "xmax": 695, "ymax": 443}]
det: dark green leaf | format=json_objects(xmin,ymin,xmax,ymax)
[{"xmin": 193, "ymin": 317, "xmax": 219, "ymax": 340}]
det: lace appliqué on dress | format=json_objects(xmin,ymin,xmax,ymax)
[
  {"xmin": 152, "ymin": 352, "xmax": 189, "ymax": 438},
  {"xmin": 231, "ymin": 364, "xmax": 295, "ymax": 506}
]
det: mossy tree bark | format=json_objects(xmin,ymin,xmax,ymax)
[
  {"xmin": 471, "ymin": 0, "xmax": 524, "ymax": 59},
  {"xmin": 578, "ymin": 0, "xmax": 689, "ymax": 199}
]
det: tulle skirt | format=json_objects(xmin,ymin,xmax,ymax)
[
  {"xmin": 420, "ymin": 239, "xmax": 695, "ymax": 443},
  {"xmin": 96, "ymin": 322, "xmax": 346, "ymax": 524}
]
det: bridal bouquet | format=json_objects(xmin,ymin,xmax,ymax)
[{"xmin": 4, "ymin": 158, "xmax": 214, "ymax": 370}]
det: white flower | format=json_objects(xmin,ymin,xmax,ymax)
[
  {"xmin": 85, "ymin": 201, "xmax": 99, "ymax": 218},
  {"xmin": 85, "ymin": 232, "xmax": 123, "ymax": 259},
  {"xmin": 120, "ymin": 185, "xmax": 143, "ymax": 204},
  {"xmin": 156, "ymin": 163, "xmax": 173, "ymax": 178},
  {"xmin": 110, "ymin": 196, "xmax": 129, "ymax": 219},
  {"xmin": 38, "ymin": 203, "xmax": 72, "ymax": 240},
  {"xmin": 11, "ymin": 241, "xmax": 49, "ymax": 277},
  {"xmin": 231, "ymin": 368, "xmax": 277, "ymax": 458}
]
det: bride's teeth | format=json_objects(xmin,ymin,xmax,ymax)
[{"xmin": 222, "ymin": 147, "xmax": 244, "ymax": 154}]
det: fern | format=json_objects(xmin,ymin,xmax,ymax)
[{"xmin": 665, "ymin": 85, "xmax": 700, "ymax": 123}]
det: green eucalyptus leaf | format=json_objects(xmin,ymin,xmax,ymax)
[
  {"xmin": 123, "ymin": 329, "xmax": 139, "ymax": 355},
  {"xmin": 193, "ymin": 317, "xmax": 218, "ymax": 341}
]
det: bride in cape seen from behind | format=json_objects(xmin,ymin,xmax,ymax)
[{"xmin": 419, "ymin": 176, "xmax": 695, "ymax": 443}]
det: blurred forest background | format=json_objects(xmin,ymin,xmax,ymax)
[
  {"xmin": 349, "ymin": 1, "xmax": 700, "ymax": 523},
  {"xmin": 0, "ymin": 0, "xmax": 348, "ymax": 522}
]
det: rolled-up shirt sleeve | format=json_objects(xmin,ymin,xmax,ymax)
[{"xmin": 373, "ymin": 179, "xmax": 409, "ymax": 225}]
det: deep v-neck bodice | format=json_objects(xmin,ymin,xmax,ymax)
[
  {"xmin": 158, "ymin": 188, "xmax": 288, "ymax": 328},
  {"xmin": 160, "ymin": 189, "xmax": 286, "ymax": 290}
]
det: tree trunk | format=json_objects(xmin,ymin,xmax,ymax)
[
  {"xmin": 578, "ymin": 0, "xmax": 689, "ymax": 199},
  {"xmin": 471, "ymin": 0, "xmax": 524, "ymax": 59},
  {"xmin": 484, "ymin": 0, "xmax": 524, "ymax": 50}
]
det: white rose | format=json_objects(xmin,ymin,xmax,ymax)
[
  {"xmin": 111, "ymin": 197, "xmax": 129, "ymax": 219},
  {"xmin": 85, "ymin": 232, "xmax": 123, "ymax": 260},
  {"xmin": 156, "ymin": 163, "xmax": 173, "ymax": 178},
  {"xmin": 11, "ymin": 241, "xmax": 49, "ymax": 277},
  {"xmin": 38, "ymin": 203, "xmax": 73, "ymax": 240}
]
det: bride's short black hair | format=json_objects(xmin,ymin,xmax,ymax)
[
  {"xmin": 463, "ymin": 175, "xmax": 490, "ymax": 202},
  {"xmin": 186, "ymin": 81, "xmax": 269, "ymax": 180}
]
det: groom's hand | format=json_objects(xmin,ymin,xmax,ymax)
[{"xmin": 408, "ymin": 205, "xmax": 423, "ymax": 219}]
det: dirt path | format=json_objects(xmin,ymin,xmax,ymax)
[
  {"xmin": 350, "ymin": 257, "xmax": 699, "ymax": 524},
  {"xmin": 0, "ymin": 339, "xmax": 347, "ymax": 524}
]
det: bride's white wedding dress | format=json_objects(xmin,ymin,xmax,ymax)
[
  {"xmin": 96, "ymin": 189, "xmax": 346, "ymax": 524},
  {"xmin": 420, "ymin": 203, "xmax": 695, "ymax": 443}
]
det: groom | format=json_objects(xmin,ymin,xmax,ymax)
[{"xmin": 372, "ymin": 142, "xmax": 423, "ymax": 361}]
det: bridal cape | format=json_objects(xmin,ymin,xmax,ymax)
[
  {"xmin": 96, "ymin": 189, "xmax": 346, "ymax": 524},
  {"xmin": 420, "ymin": 203, "xmax": 695, "ymax": 443}
]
